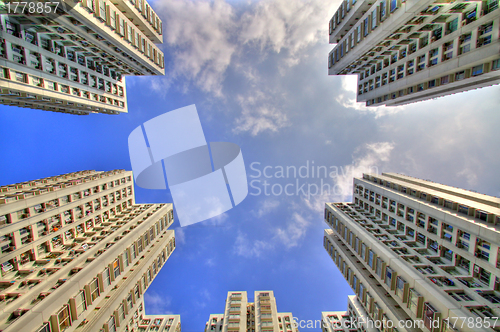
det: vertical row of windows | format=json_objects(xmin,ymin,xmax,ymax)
[
  {"xmin": 324, "ymin": 222, "xmax": 447, "ymax": 330},
  {"xmin": 80, "ymin": 0, "xmax": 164, "ymax": 68}
]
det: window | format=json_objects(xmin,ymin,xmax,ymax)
[
  {"xmin": 36, "ymin": 323, "xmax": 51, "ymax": 332},
  {"xmin": 98, "ymin": 0, "xmax": 106, "ymax": 20},
  {"xmin": 118, "ymin": 303, "xmax": 125, "ymax": 320},
  {"xmin": 108, "ymin": 316, "xmax": 116, "ymax": 332},
  {"xmin": 448, "ymin": 291, "xmax": 473, "ymax": 301},
  {"xmin": 408, "ymin": 289, "xmax": 421, "ymax": 317},
  {"xmin": 484, "ymin": 0, "xmax": 499, "ymax": 14},
  {"xmin": 368, "ymin": 250, "xmax": 374, "ymax": 268},
  {"xmin": 90, "ymin": 278, "xmax": 100, "ymax": 301},
  {"xmin": 127, "ymin": 25, "xmax": 133, "ymax": 43},
  {"xmin": 423, "ymin": 303, "xmax": 437, "ymax": 330},
  {"xmin": 126, "ymin": 293, "xmax": 133, "ymax": 309},
  {"xmin": 103, "ymin": 267, "xmax": 111, "ymax": 288},
  {"xmin": 380, "ymin": 1, "xmax": 386, "ymax": 19},
  {"xmin": 75, "ymin": 290, "xmax": 87, "ymax": 316},
  {"xmin": 119, "ymin": 17, "xmax": 125, "ymax": 36},
  {"xmin": 135, "ymin": 32, "xmax": 140, "ymax": 48},
  {"xmin": 479, "ymin": 292, "xmax": 500, "ymax": 304},
  {"xmin": 113, "ymin": 259, "xmax": 120, "ymax": 278},
  {"xmin": 446, "ymin": 18, "xmax": 458, "ymax": 34},
  {"xmin": 472, "ymin": 64, "xmax": 484, "ymax": 76},
  {"xmin": 57, "ymin": 305, "xmax": 72, "ymax": 331},
  {"xmin": 376, "ymin": 258, "xmax": 383, "ymax": 277},
  {"xmin": 371, "ymin": 9, "xmax": 377, "ymax": 29},
  {"xmin": 390, "ymin": 0, "xmax": 398, "ymax": 12},
  {"xmin": 132, "ymin": 244, "xmax": 137, "ymax": 259},
  {"xmin": 396, "ymin": 276, "xmax": 406, "ymax": 299},
  {"xmin": 455, "ymin": 70, "xmax": 465, "ymax": 81},
  {"xmin": 492, "ymin": 59, "xmax": 500, "ymax": 71},
  {"xmin": 134, "ymin": 285, "xmax": 140, "ymax": 300},
  {"xmin": 385, "ymin": 266, "xmax": 394, "ymax": 287},
  {"xmin": 124, "ymin": 250, "xmax": 129, "ymax": 267},
  {"xmin": 110, "ymin": 10, "xmax": 116, "ymax": 28}
]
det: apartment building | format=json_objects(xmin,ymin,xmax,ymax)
[
  {"xmin": 322, "ymin": 295, "xmax": 376, "ymax": 332},
  {"xmin": 204, "ymin": 291, "xmax": 298, "ymax": 332},
  {"xmin": 328, "ymin": 0, "xmax": 500, "ymax": 106},
  {"xmin": 0, "ymin": 0, "xmax": 164, "ymax": 115},
  {"xmin": 0, "ymin": 170, "xmax": 179, "ymax": 332},
  {"xmin": 324, "ymin": 173, "xmax": 500, "ymax": 332}
]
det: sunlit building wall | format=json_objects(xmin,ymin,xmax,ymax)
[
  {"xmin": 0, "ymin": 170, "xmax": 179, "ymax": 332},
  {"xmin": 0, "ymin": 0, "xmax": 164, "ymax": 115},
  {"xmin": 324, "ymin": 172, "xmax": 500, "ymax": 332},
  {"xmin": 328, "ymin": 0, "xmax": 500, "ymax": 106}
]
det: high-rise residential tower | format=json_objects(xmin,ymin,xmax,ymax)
[
  {"xmin": 0, "ymin": 170, "xmax": 179, "ymax": 332},
  {"xmin": 0, "ymin": 0, "xmax": 164, "ymax": 115},
  {"xmin": 324, "ymin": 173, "xmax": 500, "ymax": 332},
  {"xmin": 328, "ymin": 0, "xmax": 500, "ymax": 107},
  {"xmin": 204, "ymin": 291, "xmax": 298, "ymax": 332}
]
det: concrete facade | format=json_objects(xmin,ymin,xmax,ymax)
[
  {"xmin": 0, "ymin": 0, "xmax": 164, "ymax": 115},
  {"xmin": 204, "ymin": 291, "xmax": 298, "ymax": 332},
  {"xmin": 328, "ymin": 0, "xmax": 500, "ymax": 106},
  {"xmin": 324, "ymin": 173, "xmax": 500, "ymax": 332},
  {"xmin": 0, "ymin": 170, "xmax": 180, "ymax": 332}
]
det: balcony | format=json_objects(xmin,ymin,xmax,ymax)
[
  {"xmin": 456, "ymin": 277, "xmax": 488, "ymax": 289},
  {"xmin": 415, "ymin": 265, "xmax": 436, "ymax": 275},
  {"xmin": 428, "ymin": 276, "xmax": 455, "ymax": 287}
]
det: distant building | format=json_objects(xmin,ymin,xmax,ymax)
[
  {"xmin": 328, "ymin": 0, "xmax": 500, "ymax": 106},
  {"xmin": 0, "ymin": 0, "xmax": 164, "ymax": 115},
  {"xmin": 0, "ymin": 170, "xmax": 180, "ymax": 332},
  {"xmin": 205, "ymin": 291, "xmax": 298, "ymax": 332},
  {"xmin": 324, "ymin": 173, "xmax": 500, "ymax": 332}
]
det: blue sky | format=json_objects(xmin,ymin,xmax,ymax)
[{"xmin": 1, "ymin": 0, "xmax": 500, "ymax": 330}]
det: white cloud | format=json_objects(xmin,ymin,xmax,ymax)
[
  {"xmin": 205, "ymin": 258, "xmax": 216, "ymax": 267},
  {"xmin": 273, "ymin": 212, "xmax": 310, "ymax": 248},
  {"xmin": 144, "ymin": 292, "xmax": 173, "ymax": 315},
  {"xmin": 240, "ymin": 0, "xmax": 337, "ymax": 66},
  {"xmin": 175, "ymin": 228, "xmax": 186, "ymax": 245},
  {"xmin": 155, "ymin": 0, "xmax": 337, "ymax": 95},
  {"xmin": 202, "ymin": 212, "xmax": 229, "ymax": 227},
  {"xmin": 196, "ymin": 289, "xmax": 211, "ymax": 309},
  {"xmin": 254, "ymin": 199, "xmax": 280, "ymax": 217},
  {"xmin": 303, "ymin": 141, "xmax": 395, "ymax": 212},
  {"xmin": 233, "ymin": 231, "xmax": 273, "ymax": 258},
  {"xmin": 154, "ymin": 0, "xmax": 237, "ymax": 96},
  {"xmin": 233, "ymin": 104, "xmax": 290, "ymax": 136}
]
